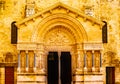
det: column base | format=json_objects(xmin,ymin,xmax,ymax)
[
  {"xmin": 84, "ymin": 67, "xmax": 87, "ymax": 72},
  {"xmin": 76, "ymin": 68, "xmax": 83, "ymax": 71},
  {"xmin": 26, "ymin": 67, "xmax": 28, "ymax": 72},
  {"xmin": 17, "ymin": 67, "xmax": 21, "ymax": 73},
  {"xmin": 100, "ymin": 67, "xmax": 102, "ymax": 72},
  {"xmin": 39, "ymin": 69, "xmax": 46, "ymax": 74},
  {"xmin": 34, "ymin": 67, "xmax": 36, "ymax": 72},
  {"xmin": 76, "ymin": 68, "xmax": 83, "ymax": 74},
  {"xmin": 92, "ymin": 67, "xmax": 95, "ymax": 72}
]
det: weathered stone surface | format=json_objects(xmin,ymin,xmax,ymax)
[{"xmin": 0, "ymin": 0, "xmax": 120, "ymax": 84}]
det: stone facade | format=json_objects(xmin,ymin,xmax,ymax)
[{"xmin": 0, "ymin": 0, "xmax": 120, "ymax": 84}]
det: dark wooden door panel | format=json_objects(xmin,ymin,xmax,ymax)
[
  {"xmin": 106, "ymin": 67, "xmax": 115, "ymax": 84},
  {"xmin": 5, "ymin": 67, "xmax": 14, "ymax": 84},
  {"xmin": 47, "ymin": 52, "xmax": 58, "ymax": 84},
  {"xmin": 47, "ymin": 52, "xmax": 72, "ymax": 84},
  {"xmin": 61, "ymin": 52, "xmax": 71, "ymax": 84}
]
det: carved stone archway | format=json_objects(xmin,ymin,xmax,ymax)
[
  {"xmin": 33, "ymin": 13, "xmax": 88, "ymax": 71},
  {"xmin": 32, "ymin": 13, "xmax": 88, "ymax": 43},
  {"xmin": 31, "ymin": 13, "xmax": 89, "ymax": 84}
]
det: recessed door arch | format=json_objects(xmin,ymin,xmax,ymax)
[
  {"xmin": 41, "ymin": 13, "xmax": 86, "ymax": 84},
  {"xmin": 32, "ymin": 13, "xmax": 88, "ymax": 43}
]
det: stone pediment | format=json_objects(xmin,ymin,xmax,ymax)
[{"xmin": 16, "ymin": 2, "xmax": 104, "ymax": 27}]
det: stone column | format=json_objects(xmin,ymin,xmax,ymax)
[
  {"xmin": 84, "ymin": 51, "xmax": 87, "ymax": 71},
  {"xmin": 35, "ymin": 51, "xmax": 41, "ymax": 72},
  {"xmin": 92, "ymin": 50, "xmax": 95, "ymax": 71},
  {"xmin": 36, "ymin": 51, "xmax": 39, "ymax": 71},
  {"xmin": 77, "ymin": 51, "xmax": 81, "ymax": 69},
  {"xmin": 18, "ymin": 51, "xmax": 21, "ymax": 72},
  {"xmin": 100, "ymin": 51, "xmax": 102, "ymax": 72},
  {"xmin": 33, "ymin": 51, "xmax": 36, "ymax": 72},
  {"xmin": 39, "ymin": 51, "xmax": 43, "ymax": 70},
  {"xmin": 25, "ymin": 51, "xmax": 28, "ymax": 72}
]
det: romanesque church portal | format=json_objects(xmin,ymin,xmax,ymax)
[{"xmin": 0, "ymin": 0, "xmax": 120, "ymax": 84}]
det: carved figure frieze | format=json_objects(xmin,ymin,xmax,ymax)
[{"xmin": 44, "ymin": 26, "xmax": 73, "ymax": 46}]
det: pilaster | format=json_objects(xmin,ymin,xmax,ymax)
[
  {"xmin": 36, "ymin": 44, "xmax": 45, "ymax": 73},
  {"xmin": 0, "ymin": 67, "xmax": 5, "ymax": 84}
]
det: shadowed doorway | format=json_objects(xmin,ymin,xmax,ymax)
[
  {"xmin": 5, "ymin": 67, "xmax": 14, "ymax": 84},
  {"xmin": 47, "ymin": 52, "xmax": 59, "ymax": 84},
  {"xmin": 106, "ymin": 67, "xmax": 115, "ymax": 84},
  {"xmin": 61, "ymin": 52, "xmax": 72, "ymax": 84},
  {"xmin": 47, "ymin": 51, "xmax": 72, "ymax": 84}
]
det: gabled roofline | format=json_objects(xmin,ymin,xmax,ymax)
[{"xmin": 16, "ymin": 2, "xmax": 104, "ymax": 26}]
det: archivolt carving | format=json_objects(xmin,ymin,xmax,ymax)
[{"xmin": 32, "ymin": 13, "xmax": 88, "ymax": 43}]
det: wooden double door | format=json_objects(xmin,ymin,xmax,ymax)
[{"xmin": 47, "ymin": 52, "xmax": 72, "ymax": 84}]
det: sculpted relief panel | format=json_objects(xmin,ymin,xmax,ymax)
[
  {"xmin": 44, "ymin": 26, "xmax": 75, "ymax": 46},
  {"xmin": 46, "ymin": 31, "xmax": 70, "ymax": 45}
]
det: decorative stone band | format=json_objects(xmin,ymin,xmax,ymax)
[
  {"xmin": 17, "ymin": 43, "xmax": 37, "ymax": 50},
  {"xmin": 83, "ymin": 43, "xmax": 103, "ymax": 50}
]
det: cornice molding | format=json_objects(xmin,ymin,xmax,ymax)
[{"xmin": 16, "ymin": 2, "xmax": 104, "ymax": 27}]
